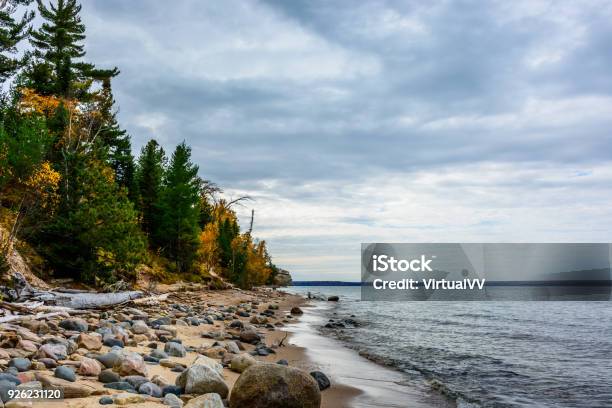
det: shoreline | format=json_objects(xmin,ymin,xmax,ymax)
[
  {"xmin": 280, "ymin": 293, "xmax": 454, "ymax": 408},
  {"xmin": 0, "ymin": 285, "xmax": 450, "ymax": 407}
]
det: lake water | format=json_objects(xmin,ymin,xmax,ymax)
[{"xmin": 284, "ymin": 286, "xmax": 612, "ymax": 408}]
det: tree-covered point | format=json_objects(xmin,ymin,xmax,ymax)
[{"xmin": 0, "ymin": 0, "xmax": 279, "ymax": 289}]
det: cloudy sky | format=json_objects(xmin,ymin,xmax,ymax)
[{"xmin": 67, "ymin": 0, "xmax": 612, "ymax": 280}]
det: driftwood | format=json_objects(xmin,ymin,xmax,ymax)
[
  {"xmin": 1, "ymin": 273, "xmax": 144, "ymax": 309},
  {"xmin": 0, "ymin": 311, "xmax": 68, "ymax": 324},
  {"xmin": 33, "ymin": 290, "xmax": 143, "ymax": 309}
]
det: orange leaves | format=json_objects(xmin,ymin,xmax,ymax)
[{"xmin": 18, "ymin": 88, "xmax": 72, "ymax": 116}]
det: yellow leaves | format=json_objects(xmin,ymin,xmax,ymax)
[
  {"xmin": 18, "ymin": 88, "xmax": 74, "ymax": 116},
  {"xmin": 198, "ymin": 222, "xmax": 219, "ymax": 273},
  {"xmin": 25, "ymin": 161, "xmax": 60, "ymax": 209}
]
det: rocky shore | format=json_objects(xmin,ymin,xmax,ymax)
[{"xmin": 0, "ymin": 286, "xmax": 340, "ymax": 408}]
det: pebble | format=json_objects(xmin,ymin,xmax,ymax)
[
  {"xmin": 99, "ymin": 396, "xmax": 114, "ymax": 405},
  {"xmin": 98, "ymin": 369, "xmax": 121, "ymax": 383},
  {"xmin": 54, "ymin": 366, "xmax": 76, "ymax": 382},
  {"xmin": 163, "ymin": 392, "xmax": 184, "ymax": 407},
  {"xmin": 9, "ymin": 358, "xmax": 31, "ymax": 372}
]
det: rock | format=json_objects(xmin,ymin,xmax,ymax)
[
  {"xmin": 54, "ymin": 366, "xmax": 76, "ymax": 382},
  {"xmin": 103, "ymin": 381, "xmax": 135, "ymax": 391},
  {"xmin": 162, "ymin": 385, "xmax": 183, "ymax": 396},
  {"xmin": 139, "ymin": 381, "xmax": 163, "ymax": 397},
  {"xmin": 272, "ymin": 269, "xmax": 292, "ymax": 286},
  {"xmin": 96, "ymin": 352, "xmax": 121, "ymax": 368},
  {"xmin": 0, "ymin": 374, "xmax": 20, "ymax": 385},
  {"xmin": 37, "ymin": 343, "xmax": 66, "ymax": 361},
  {"xmin": 164, "ymin": 392, "xmax": 184, "ymax": 407},
  {"xmin": 76, "ymin": 333, "xmax": 102, "ymax": 351},
  {"xmin": 58, "ymin": 318, "xmax": 88, "ymax": 332},
  {"xmin": 17, "ymin": 340, "xmax": 37, "ymax": 353},
  {"xmin": 327, "ymin": 296, "xmax": 339, "ymax": 301},
  {"xmin": 98, "ymin": 369, "xmax": 121, "ymax": 383},
  {"xmin": 200, "ymin": 346, "xmax": 225, "ymax": 359},
  {"xmin": 152, "ymin": 374, "xmax": 172, "ymax": 388},
  {"xmin": 35, "ymin": 373, "xmax": 96, "ymax": 398},
  {"xmin": 229, "ymin": 363, "xmax": 321, "ymax": 408},
  {"xmin": 239, "ymin": 326, "xmax": 260, "ymax": 344},
  {"xmin": 131, "ymin": 320, "xmax": 149, "ymax": 334},
  {"xmin": 151, "ymin": 349, "xmax": 169, "ymax": 359},
  {"xmin": 124, "ymin": 375, "xmax": 149, "ymax": 389},
  {"xmin": 103, "ymin": 337, "xmax": 124, "ymax": 348},
  {"xmin": 37, "ymin": 358, "xmax": 56, "ymax": 369},
  {"xmin": 225, "ymin": 341, "xmax": 240, "ymax": 354},
  {"xmin": 184, "ymin": 393, "xmax": 224, "ymax": 408},
  {"xmin": 290, "ymin": 307, "xmax": 303, "ymax": 315},
  {"xmin": 159, "ymin": 325, "xmax": 178, "ymax": 337},
  {"xmin": 310, "ymin": 371, "xmax": 330, "ymax": 390},
  {"xmin": 192, "ymin": 356, "xmax": 223, "ymax": 376},
  {"xmin": 276, "ymin": 359, "xmax": 288, "ymax": 366},
  {"xmin": 9, "ymin": 358, "xmax": 31, "ymax": 372},
  {"xmin": 113, "ymin": 351, "xmax": 147, "ymax": 376},
  {"xmin": 230, "ymin": 353, "xmax": 256, "ymax": 373},
  {"xmin": 175, "ymin": 365, "xmax": 229, "ymax": 397},
  {"xmin": 228, "ymin": 320, "xmax": 243, "ymax": 329},
  {"xmin": 0, "ymin": 380, "xmax": 17, "ymax": 402},
  {"xmin": 78, "ymin": 357, "xmax": 101, "ymax": 376},
  {"xmin": 164, "ymin": 341, "xmax": 186, "ymax": 357},
  {"xmin": 99, "ymin": 396, "xmax": 114, "ymax": 405},
  {"xmin": 114, "ymin": 393, "xmax": 146, "ymax": 405}
]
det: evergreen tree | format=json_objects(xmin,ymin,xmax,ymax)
[
  {"xmin": 0, "ymin": 0, "xmax": 34, "ymax": 82},
  {"xmin": 96, "ymin": 79, "xmax": 135, "ymax": 196},
  {"xmin": 135, "ymin": 139, "xmax": 165, "ymax": 241},
  {"xmin": 28, "ymin": 0, "xmax": 118, "ymax": 98},
  {"xmin": 40, "ymin": 157, "xmax": 146, "ymax": 283},
  {"xmin": 157, "ymin": 142, "xmax": 201, "ymax": 273}
]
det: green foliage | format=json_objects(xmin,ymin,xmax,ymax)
[
  {"xmin": 0, "ymin": 0, "xmax": 282, "ymax": 288},
  {"xmin": 28, "ymin": 0, "xmax": 118, "ymax": 99},
  {"xmin": 135, "ymin": 139, "xmax": 165, "ymax": 240},
  {"xmin": 0, "ymin": 106, "xmax": 51, "ymax": 194},
  {"xmin": 156, "ymin": 142, "xmax": 201, "ymax": 273},
  {"xmin": 0, "ymin": 0, "xmax": 34, "ymax": 82},
  {"xmin": 39, "ymin": 158, "xmax": 146, "ymax": 284}
]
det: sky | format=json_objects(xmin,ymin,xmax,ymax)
[{"xmin": 56, "ymin": 0, "xmax": 612, "ymax": 280}]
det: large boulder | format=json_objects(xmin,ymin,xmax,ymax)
[
  {"xmin": 192, "ymin": 356, "xmax": 223, "ymax": 376},
  {"xmin": 272, "ymin": 269, "xmax": 292, "ymax": 287},
  {"xmin": 175, "ymin": 365, "xmax": 228, "ymax": 398},
  {"xmin": 230, "ymin": 363, "xmax": 320, "ymax": 408}
]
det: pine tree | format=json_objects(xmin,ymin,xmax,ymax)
[
  {"xmin": 96, "ymin": 79, "xmax": 135, "ymax": 196},
  {"xmin": 40, "ymin": 157, "xmax": 146, "ymax": 284},
  {"xmin": 0, "ymin": 0, "xmax": 34, "ymax": 82},
  {"xmin": 28, "ymin": 0, "xmax": 118, "ymax": 98},
  {"xmin": 157, "ymin": 142, "xmax": 201, "ymax": 273},
  {"xmin": 135, "ymin": 139, "xmax": 165, "ymax": 242}
]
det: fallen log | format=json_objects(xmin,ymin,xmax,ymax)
[
  {"xmin": 33, "ymin": 290, "xmax": 144, "ymax": 309},
  {"xmin": 0, "ymin": 311, "xmax": 68, "ymax": 324}
]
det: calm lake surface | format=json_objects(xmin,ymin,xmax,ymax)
[{"xmin": 284, "ymin": 286, "xmax": 612, "ymax": 408}]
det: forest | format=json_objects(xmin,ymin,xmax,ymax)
[{"xmin": 0, "ymin": 0, "xmax": 281, "ymax": 289}]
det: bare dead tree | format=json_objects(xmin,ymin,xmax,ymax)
[{"xmin": 248, "ymin": 209, "xmax": 255, "ymax": 235}]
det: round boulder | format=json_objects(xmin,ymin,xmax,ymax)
[{"xmin": 230, "ymin": 363, "xmax": 320, "ymax": 408}]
